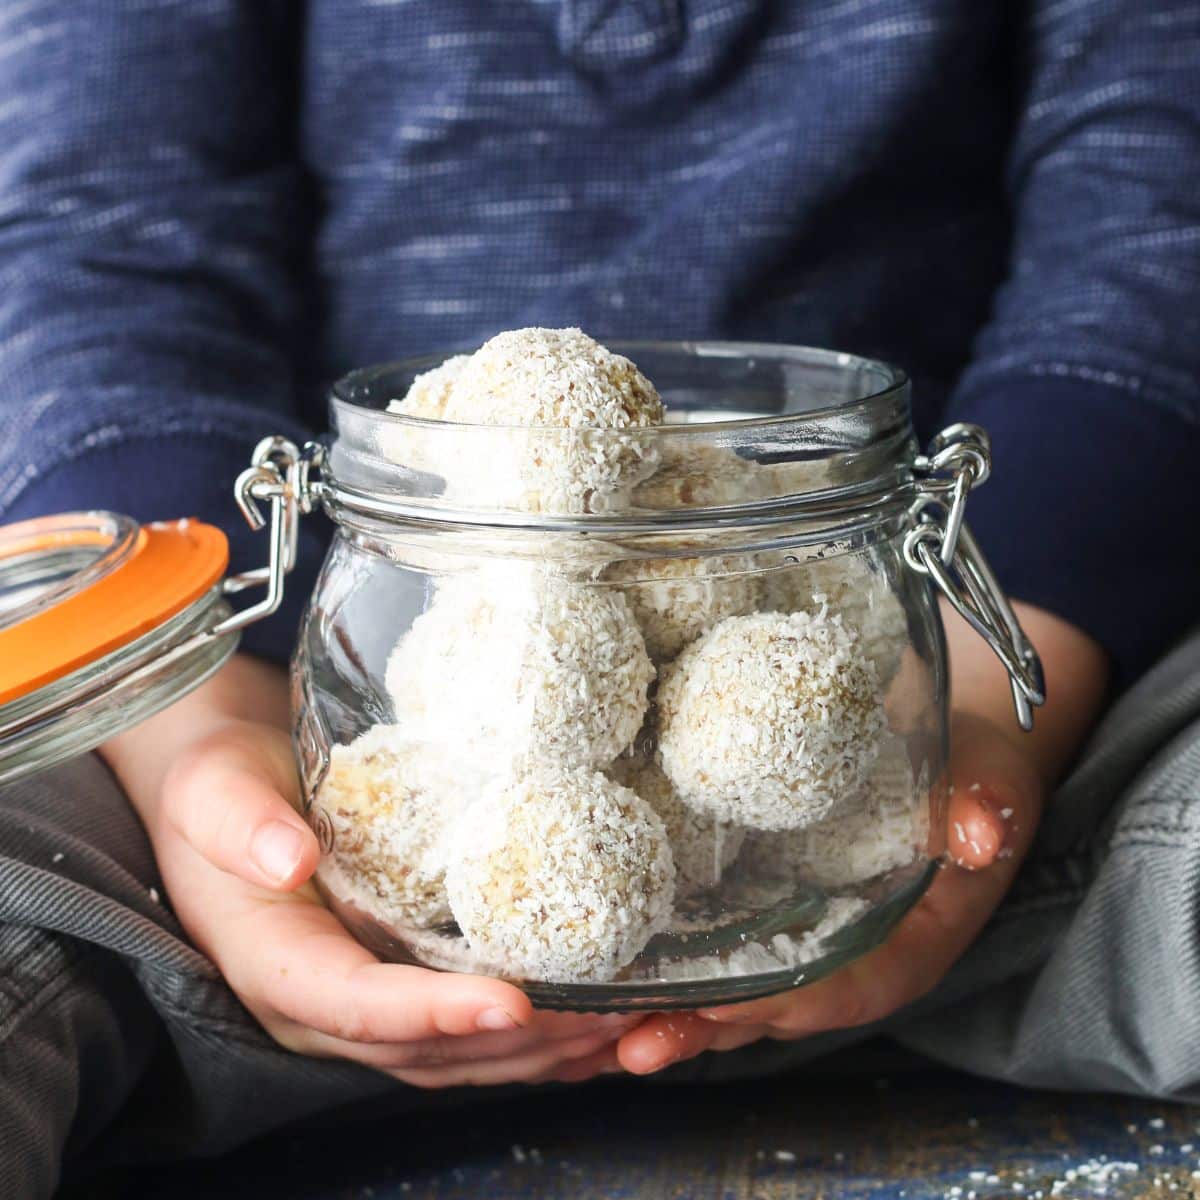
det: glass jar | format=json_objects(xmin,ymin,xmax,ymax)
[{"xmin": 277, "ymin": 342, "xmax": 1044, "ymax": 1011}]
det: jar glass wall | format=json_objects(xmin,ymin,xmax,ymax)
[{"xmin": 293, "ymin": 344, "xmax": 949, "ymax": 1009}]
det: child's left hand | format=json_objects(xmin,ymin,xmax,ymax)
[{"xmin": 561, "ymin": 599, "xmax": 1109, "ymax": 1082}]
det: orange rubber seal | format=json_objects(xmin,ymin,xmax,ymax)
[{"xmin": 0, "ymin": 518, "xmax": 229, "ymax": 706}]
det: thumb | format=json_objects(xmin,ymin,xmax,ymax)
[{"xmin": 160, "ymin": 725, "xmax": 320, "ymax": 890}]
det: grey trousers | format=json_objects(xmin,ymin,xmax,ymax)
[{"xmin": 3, "ymin": 633, "xmax": 1200, "ymax": 1199}]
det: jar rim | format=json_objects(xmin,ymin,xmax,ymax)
[
  {"xmin": 331, "ymin": 340, "xmax": 910, "ymax": 435},
  {"xmin": 322, "ymin": 341, "xmax": 916, "ymax": 531}
]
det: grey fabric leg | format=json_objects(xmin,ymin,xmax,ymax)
[
  {"xmin": 0, "ymin": 756, "xmax": 400, "ymax": 1196},
  {"xmin": 895, "ymin": 632, "xmax": 1200, "ymax": 1097}
]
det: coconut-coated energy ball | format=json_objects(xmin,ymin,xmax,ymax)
[
  {"xmin": 738, "ymin": 739, "xmax": 925, "ymax": 888},
  {"xmin": 447, "ymin": 328, "xmax": 666, "ymax": 513},
  {"xmin": 385, "ymin": 565, "xmax": 654, "ymax": 770},
  {"xmin": 657, "ymin": 609, "xmax": 886, "ymax": 831},
  {"xmin": 765, "ymin": 552, "xmax": 909, "ymax": 684},
  {"xmin": 609, "ymin": 754, "xmax": 744, "ymax": 895},
  {"xmin": 314, "ymin": 726, "xmax": 477, "ymax": 930},
  {"xmin": 603, "ymin": 552, "xmax": 763, "ymax": 661},
  {"xmin": 444, "ymin": 766, "xmax": 676, "ymax": 983}
]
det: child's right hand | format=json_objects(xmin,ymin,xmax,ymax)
[{"xmin": 101, "ymin": 655, "xmax": 636, "ymax": 1087}]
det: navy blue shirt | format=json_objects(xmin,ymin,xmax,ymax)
[{"xmin": 0, "ymin": 2, "xmax": 1197, "ymax": 680}]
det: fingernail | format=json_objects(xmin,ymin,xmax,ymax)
[
  {"xmin": 250, "ymin": 821, "xmax": 306, "ymax": 883},
  {"xmin": 476, "ymin": 1007, "xmax": 521, "ymax": 1032}
]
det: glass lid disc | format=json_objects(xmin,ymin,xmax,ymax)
[{"xmin": 0, "ymin": 512, "xmax": 230, "ymax": 706}]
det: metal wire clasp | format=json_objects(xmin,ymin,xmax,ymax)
[
  {"xmin": 906, "ymin": 424, "xmax": 1046, "ymax": 731},
  {"xmin": 212, "ymin": 438, "xmax": 326, "ymax": 637}
]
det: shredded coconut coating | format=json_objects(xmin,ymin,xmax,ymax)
[
  {"xmin": 385, "ymin": 565, "xmax": 653, "ymax": 770},
  {"xmin": 657, "ymin": 609, "xmax": 886, "ymax": 831},
  {"xmin": 314, "ymin": 726, "xmax": 476, "ymax": 930},
  {"xmin": 631, "ymin": 443, "xmax": 771, "ymax": 510},
  {"xmin": 389, "ymin": 355, "xmax": 472, "ymax": 420},
  {"xmin": 445, "ymin": 766, "xmax": 676, "ymax": 983},
  {"xmin": 395, "ymin": 328, "xmax": 665, "ymax": 513},
  {"xmin": 738, "ymin": 740, "xmax": 927, "ymax": 888},
  {"xmin": 603, "ymin": 553, "xmax": 763, "ymax": 661},
  {"xmin": 766, "ymin": 553, "xmax": 909, "ymax": 684},
  {"xmin": 445, "ymin": 327, "xmax": 663, "ymax": 429},
  {"xmin": 609, "ymin": 755, "xmax": 745, "ymax": 896}
]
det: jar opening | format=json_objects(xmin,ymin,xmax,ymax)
[{"xmin": 325, "ymin": 342, "xmax": 915, "ymax": 531}]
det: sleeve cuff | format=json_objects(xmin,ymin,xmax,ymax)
[
  {"xmin": 947, "ymin": 378, "xmax": 1200, "ymax": 687},
  {"xmin": 2, "ymin": 432, "xmax": 329, "ymax": 665}
]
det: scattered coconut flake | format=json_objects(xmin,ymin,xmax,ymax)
[{"xmin": 654, "ymin": 897, "xmax": 870, "ymax": 981}]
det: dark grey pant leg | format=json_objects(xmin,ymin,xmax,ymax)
[
  {"xmin": 895, "ymin": 631, "xmax": 1200, "ymax": 1098},
  {"xmin": 0, "ymin": 756, "xmax": 396, "ymax": 1198}
]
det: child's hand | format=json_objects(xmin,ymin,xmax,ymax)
[
  {"xmin": 102, "ymin": 656, "xmax": 637, "ymax": 1088},
  {"xmin": 610, "ymin": 600, "xmax": 1110, "ymax": 1077}
]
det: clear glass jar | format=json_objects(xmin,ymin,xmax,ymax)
[{"xmin": 289, "ymin": 342, "xmax": 1042, "ymax": 1010}]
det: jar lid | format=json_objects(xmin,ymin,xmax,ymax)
[{"xmin": 0, "ymin": 511, "xmax": 238, "ymax": 786}]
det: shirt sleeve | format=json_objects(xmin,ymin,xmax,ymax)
[
  {"xmin": 946, "ymin": 0, "xmax": 1200, "ymax": 685},
  {"xmin": 0, "ymin": 2, "xmax": 322, "ymax": 663}
]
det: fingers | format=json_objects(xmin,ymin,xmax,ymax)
[
  {"xmin": 160, "ymin": 726, "xmax": 320, "ymax": 890},
  {"xmin": 542, "ymin": 1043, "xmax": 624, "ymax": 1084},
  {"xmin": 944, "ymin": 713, "xmax": 1042, "ymax": 871},
  {"xmin": 282, "ymin": 1011, "xmax": 639, "ymax": 1074},
  {"xmin": 387, "ymin": 1026, "xmax": 632, "ymax": 1089},
  {"xmin": 225, "ymin": 896, "xmax": 535, "ymax": 1041},
  {"xmin": 617, "ymin": 1012, "xmax": 720, "ymax": 1074}
]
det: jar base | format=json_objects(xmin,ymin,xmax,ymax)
[{"xmin": 315, "ymin": 859, "xmax": 938, "ymax": 1012}]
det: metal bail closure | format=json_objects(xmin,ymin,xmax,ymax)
[
  {"xmin": 905, "ymin": 424, "xmax": 1046, "ymax": 731},
  {"xmin": 215, "ymin": 437, "xmax": 325, "ymax": 635}
]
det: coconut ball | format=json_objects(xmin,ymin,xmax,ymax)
[
  {"xmin": 609, "ymin": 754, "xmax": 744, "ymax": 895},
  {"xmin": 603, "ymin": 553, "xmax": 763, "ymax": 661},
  {"xmin": 765, "ymin": 553, "xmax": 909, "ymax": 684},
  {"xmin": 738, "ymin": 740, "xmax": 925, "ymax": 888},
  {"xmin": 657, "ymin": 609, "xmax": 886, "ymax": 831},
  {"xmin": 314, "ymin": 726, "xmax": 478, "ymax": 930},
  {"xmin": 445, "ymin": 766, "xmax": 676, "ymax": 983},
  {"xmin": 385, "ymin": 565, "xmax": 654, "ymax": 770},
  {"xmin": 447, "ymin": 328, "xmax": 665, "ymax": 513}
]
